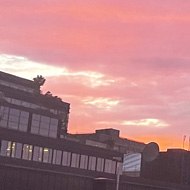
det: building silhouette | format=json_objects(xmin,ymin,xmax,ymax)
[{"xmin": 0, "ymin": 71, "xmax": 189, "ymax": 190}]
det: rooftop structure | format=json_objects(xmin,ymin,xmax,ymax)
[{"xmin": 69, "ymin": 128, "xmax": 145, "ymax": 154}]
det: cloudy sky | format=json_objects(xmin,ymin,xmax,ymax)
[{"xmin": 1, "ymin": 0, "xmax": 190, "ymax": 150}]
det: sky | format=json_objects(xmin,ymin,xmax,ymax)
[{"xmin": 1, "ymin": 0, "xmax": 190, "ymax": 150}]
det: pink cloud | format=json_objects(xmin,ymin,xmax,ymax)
[{"xmin": 1, "ymin": 0, "xmax": 190, "ymax": 150}]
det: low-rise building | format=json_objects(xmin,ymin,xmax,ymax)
[{"xmin": 69, "ymin": 128, "xmax": 145, "ymax": 154}]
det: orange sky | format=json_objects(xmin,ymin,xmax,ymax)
[{"xmin": 1, "ymin": 0, "xmax": 190, "ymax": 151}]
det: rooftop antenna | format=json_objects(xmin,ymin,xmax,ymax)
[{"xmin": 183, "ymin": 135, "xmax": 186, "ymax": 150}]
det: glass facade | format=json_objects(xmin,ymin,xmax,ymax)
[
  {"xmin": 31, "ymin": 114, "xmax": 58, "ymax": 138},
  {"xmin": 0, "ymin": 106, "xmax": 29, "ymax": 132},
  {"xmin": 0, "ymin": 106, "xmax": 59, "ymax": 139},
  {"xmin": 0, "ymin": 139, "xmax": 122, "ymax": 174}
]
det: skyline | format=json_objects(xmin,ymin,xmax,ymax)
[{"xmin": 1, "ymin": 1, "xmax": 190, "ymax": 150}]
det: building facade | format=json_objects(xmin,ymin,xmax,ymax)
[{"xmin": 0, "ymin": 71, "xmax": 123, "ymax": 181}]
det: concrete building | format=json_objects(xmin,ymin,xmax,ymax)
[{"xmin": 69, "ymin": 128, "xmax": 145, "ymax": 154}]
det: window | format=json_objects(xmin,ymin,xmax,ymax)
[
  {"xmin": 31, "ymin": 114, "xmax": 58, "ymax": 138},
  {"xmin": 22, "ymin": 144, "xmax": 33, "ymax": 160},
  {"xmin": 110, "ymin": 160, "xmax": 116, "ymax": 174},
  {"xmin": 52, "ymin": 150, "xmax": 62, "ymax": 165},
  {"xmin": 96, "ymin": 158, "xmax": 104, "ymax": 172},
  {"xmin": 43, "ymin": 148, "xmax": 53, "ymax": 163},
  {"xmin": 14, "ymin": 143, "xmax": 22, "ymax": 158},
  {"xmin": 80, "ymin": 155, "xmax": 88, "ymax": 169},
  {"xmin": 19, "ymin": 111, "xmax": 29, "ymax": 132},
  {"xmin": 104, "ymin": 159, "xmax": 112, "ymax": 173},
  {"xmin": 33, "ymin": 146, "xmax": 43, "ymax": 162},
  {"xmin": 88, "ymin": 156, "xmax": 96, "ymax": 171},
  {"xmin": 0, "ymin": 140, "xmax": 11, "ymax": 156},
  {"xmin": 71, "ymin": 153, "xmax": 80, "ymax": 168},
  {"xmin": 0, "ymin": 106, "xmax": 29, "ymax": 132},
  {"xmin": 62, "ymin": 151, "xmax": 71, "ymax": 166}
]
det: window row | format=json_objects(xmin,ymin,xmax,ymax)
[
  {"xmin": 4, "ymin": 97, "xmax": 58, "ymax": 115},
  {"xmin": 0, "ymin": 106, "xmax": 29, "ymax": 132},
  {"xmin": 0, "ymin": 106, "xmax": 59, "ymax": 138},
  {"xmin": 0, "ymin": 140, "xmax": 122, "ymax": 174},
  {"xmin": 31, "ymin": 114, "xmax": 58, "ymax": 138},
  {"xmin": 0, "ymin": 79, "xmax": 34, "ymax": 93}
]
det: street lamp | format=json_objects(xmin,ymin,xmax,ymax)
[{"xmin": 113, "ymin": 157, "xmax": 123, "ymax": 190}]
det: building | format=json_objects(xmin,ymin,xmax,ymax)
[
  {"xmin": 0, "ymin": 71, "xmax": 189, "ymax": 190},
  {"xmin": 0, "ymin": 71, "xmax": 70, "ymax": 138},
  {"xmin": 69, "ymin": 128, "xmax": 145, "ymax": 154},
  {"xmin": 0, "ymin": 71, "xmax": 124, "ymax": 187},
  {"xmin": 141, "ymin": 148, "xmax": 190, "ymax": 185}
]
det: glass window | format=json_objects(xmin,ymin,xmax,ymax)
[
  {"xmin": 0, "ymin": 119, "xmax": 8, "ymax": 128},
  {"xmin": 20, "ymin": 111, "xmax": 29, "ymax": 118},
  {"xmin": 11, "ymin": 142, "xmax": 16, "ymax": 158},
  {"xmin": 20, "ymin": 117, "xmax": 28, "ymax": 125},
  {"xmin": 0, "ymin": 140, "xmax": 11, "ymax": 156},
  {"xmin": 80, "ymin": 155, "xmax": 88, "ymax": 169},
  {"xmin": 33, "ymin": 114, "xmax": 40, "ymax": 121},
  {"xmin": 10, "ymin": 108, "xmax": 20, "ymax": 116},
  {"xmin": 14, "ymin": 143, "xmax": 22, "ymax": 158},
  {"xmin": 71, "ymin": 153, "xmax": 80, "ymax": 168},
  {"xmin": 31, "ymin": 114, "xmax": 58, "ymax": 138},
  {"xmin": 9, "ymin": 115, "xmax": 19, "ymax": 123},
  {"xmin": 8, "ymin": 121, "xmax": 19, "ymax": 130},
  {"xmin": 2, "ymin": 113, "xmax": 9, "ymax": 120},
  {"xmin": 104, "ymin": 159, "xmax": 112, "ymax": 173},
  {"xmin": 39, "ymin": 128, "xmax": 49, "ymax": 136},
  {"xmin": 41, "ymin": 116, "xmax": 50, "ymax": 123},
  {"xmin": 88, "ymin": 156, "xmax": 96, "ymax": 171},
  {"xmin": 40, "ymin": 122, "xmax": 49, "ymax": 129},
  {"xmin": 110, "ymin": 160, "xmax": 116, "ymax": 174},
  {"xmin": 43, "ymin": 148, "xmax": 53, "ymax": 163},
  {"xmin": 50, "ymin": 124, "xmax": 58, "ymax": 132},
  {"xmin": 33, "ymin": 146, "xmax": 43, "ymax": 162},
  {"xmin": 53, "ymin": 150, "xmax": 62, "ymax": 165},
  {"xmin": 22, "ymin": 144, "xmax": 33, "ymax": 160},
  {"xmin": 31, "ymin": 120, "xmax": 40, "ymax": 127},
  {"xmin": 96, "ymin": 158, "xmax": 104, "ymax": 172},
  {"xmin": 62, "ymin": 151, "xmax": 71, "ymax": 166},
  {"xmin": 50, "ymin": 118, "xmax": 58, "ymax": 125}
]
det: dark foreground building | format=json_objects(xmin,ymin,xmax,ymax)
[
  {"xmin": 0, "ymin": 71, "xmax": 189, "ymax": 190},
  {"xmin": 141, "ymin": 148, "xmax": 190, "ymax": 186}
]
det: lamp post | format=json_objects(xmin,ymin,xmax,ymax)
[
  {"xmin": 116, "ymin": 164, "xmax": 120, "ymax": 190},
  {"xmin": 113, "ymin": 157, "xmax": 122, "ymax": 190}
]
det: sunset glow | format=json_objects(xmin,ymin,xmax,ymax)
[{"xmin": 1, "ymin": 0, "xmax": 190, "ymax": 150}]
